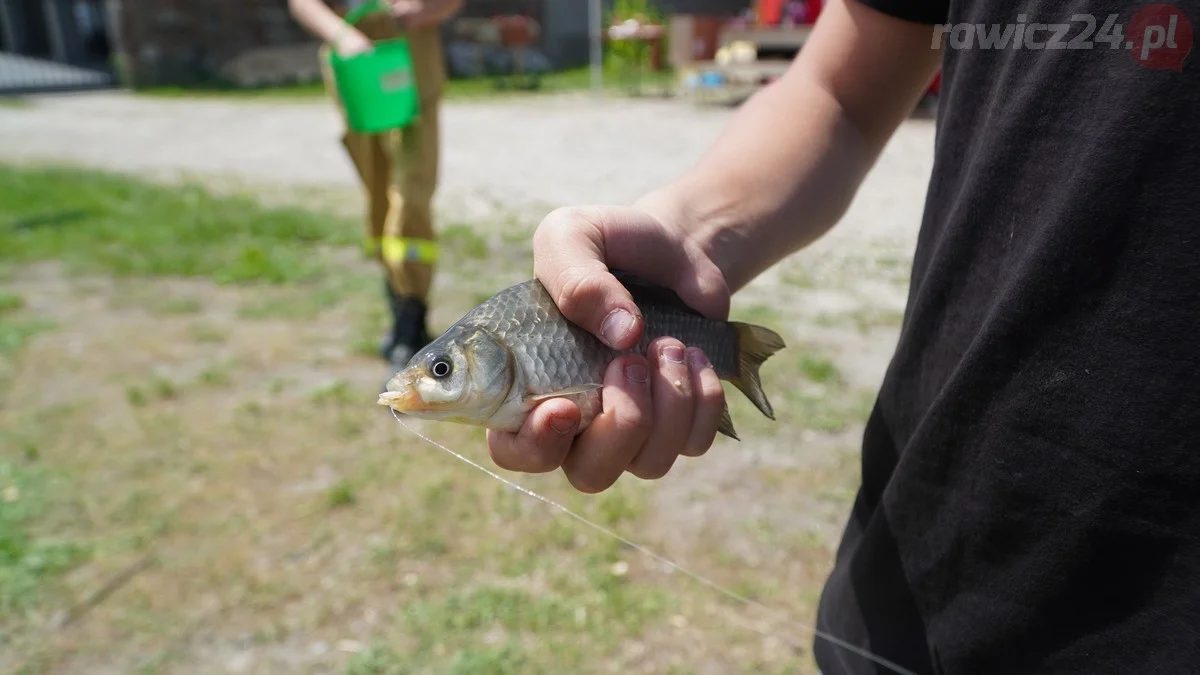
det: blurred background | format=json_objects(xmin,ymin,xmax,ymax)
[{"xmin": 1, "ymin": 1, "xmax": 938, "ymax": 673}]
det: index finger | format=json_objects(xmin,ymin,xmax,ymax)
[
  {"xmin": 532, "ymin": 206, "xmax": 732, "ymax": 351},
  {"xmin": 533, "ymin": 207, "xmax": 645, "ymax": 350}
]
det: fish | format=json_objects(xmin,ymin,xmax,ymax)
[{"xmin": 377, "ymin": 271, "xmax": 786, "ymax": 439}]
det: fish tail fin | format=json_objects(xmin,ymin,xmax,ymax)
[
  {"xmin": 717, "ymin": 404, "xmax": 739, "ymax": 440},
  {"xmin": 729, "ymin": 322, "xmax": 786, "ymax": 420}
]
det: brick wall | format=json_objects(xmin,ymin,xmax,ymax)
[{"xmin": 108, "ymin": 0, "xmax": 321, "ymax": 87}]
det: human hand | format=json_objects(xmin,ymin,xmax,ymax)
[
  {"xmin": 391, "ymin": 0, "xmax": 456, "ymax": 29},
  {"xmin": 332, "ymin": 25, "xmax": 372, "ymax": 57},
  {"xmin": 486, "ymin": 201, "xmax": 733, "ymax": 493},
  {"xmin": 389, "ymin": 0, "xmax": 424, "ymax": 17}
]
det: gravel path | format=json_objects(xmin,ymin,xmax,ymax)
[
  {"xmin": 1, "ymin": 86, "xmax": 941, "ymax": 675},
  {"xmin": 0, "ymin": 90, "xmax": 936, "ymax": 243}
]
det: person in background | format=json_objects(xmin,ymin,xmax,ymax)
[{"xmin": 288, "ymin": 0, "xmax": 463, "ymax": 375}]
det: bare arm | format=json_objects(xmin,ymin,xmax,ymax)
[
  {"xmin": 289, "ymin": 0, "xmax": 463, "ymax": 53},
  {"xmin": 287, "ymin": 0, "xmax": 356, "ymax": 43},
  {"xmin": 391, "ymin": 0, "xmax": 463, "ymax": 29},
  {"xmin": 410, "ymin": 0, "xmax": 464, "ymax": 25},
  {"xmin": 494, "ymin": 0, "xmax": 945, "ymax": 492},
  {"xmin": 636, "ymin": 0, "xmax": 942, "ymax": 293}
]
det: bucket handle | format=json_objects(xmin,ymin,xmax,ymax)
[{"xmin": 343, "ymin": 0, "xmax": 391, "ymax": 26}]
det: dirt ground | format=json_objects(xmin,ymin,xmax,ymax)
[
  {"xmin": 0, "ymin": 90, "xmax": 934, "ymax": 224},
  {"xmin": 0, "ymin": 90, "xmax": 936, "ymax": 674}
]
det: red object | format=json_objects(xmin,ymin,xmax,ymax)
[
  {"xmin": 758, "ymin": 0, "xmax": 784, "ymax": 25},
  {"xmin": 806, "ymin": 0, "xmax": 823, "ymax": 23},
  {"xmin": 927, "ymin": 71, "xmax": 942, "ymax": 95}
]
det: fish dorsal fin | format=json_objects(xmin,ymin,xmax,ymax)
[{"xmin": 610, "ymin": 269, "xmax": 706, "ymax": 319}]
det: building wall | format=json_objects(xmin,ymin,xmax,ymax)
[
  {"xmin": 0, "ymin": 0, "xmax": 52, "ymax": 58},
  {"xmin": 449, "ymin": 0, "xmax": 590, "ymax": 69},
  {"xmin": 539, "ymin": 0, "xmax": 590, "ymax": 67},
  {"xmin": 108, "ymin": 0, "xmax": 316, "ymax": 87},
  {"xmin": 105, "ymin": 0, "xmax": 747, "ymax": 88}
]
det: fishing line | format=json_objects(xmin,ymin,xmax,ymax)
[{"xmin": 390, "ymin": 410, "xmax": 919, "ymax": 675}]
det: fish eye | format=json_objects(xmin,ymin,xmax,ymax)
[{"xmin": 430, "ymin": 357, "xmax": 453, "ymax": 379}]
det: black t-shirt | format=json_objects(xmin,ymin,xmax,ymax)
[{"xmin": 814, "ymin": 1, "xmax": 1200, "ymax": 674}]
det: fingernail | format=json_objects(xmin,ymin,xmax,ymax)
[
  {"xmin": 550, "ymin": 415, "xmax": 577, "ymax": 435},
  {"xmin": 661, "ymin": 345, "xmax": 685, "ymax": 364},
  {"xmin": 600, "ymin": 309, "xmax": 636, "ymax": 347},
  {"xmin": 625, "ymin": 363, "xmax": 648, "ymax": 384},
  {"xmin": 687, "ymin": 348, "xmax": 712, "ymax": 370}
]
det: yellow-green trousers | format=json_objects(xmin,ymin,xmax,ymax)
[{"xmin": 320, "ymin": 13, "xmax": 445, "ymax": 303}]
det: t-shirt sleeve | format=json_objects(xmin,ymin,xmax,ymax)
[{"xmin": 849, "ymin": 0, "xmax": 950, "ymax": 25}]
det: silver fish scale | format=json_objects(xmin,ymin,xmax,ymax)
[{"xmin": 458, "ymin": 279, "xmax": 741, "ymax": 396}]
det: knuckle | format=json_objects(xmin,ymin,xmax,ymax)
[
  {"xmin": 647, "ymin": 462, "xmax": 674, "ymax": 479},
  {"xmin": 651, "ymin": 337, "xmax": 687, "ymax": 361},
  {"xmin": 698, "ymin": 385, "xmax": 723, "ymax": 409},
  {"xmin": 525, "ymin": 447, "xmax": 564, "ymax": 474},
  {"xmin": 490, "ymin": 434, "xmax": 563, "ymax": 474},
  {"xmin": 573, "ymin": 205, "xmax": 610, "ymax": 233},
  {"xmin": 539, "ymin": 205, "xmax": 583, "ymax": 231},
  {"xmin": 552, "ymin": 269, "xmax": 599, "ymax": 321},
  {"xmin": 565, "ymin": 468, "xmax": 616, "ymax": 494},
  {"xmin": 536, "ymin": 206, "xmax": 600, "ymax": 245},
  {"xmin": 488, "ymin": 442, "xmax": 520, "ymax": 472},
  {"xmin": 630, "ymin": 458, "xmax": 674, "ymax": 480}
]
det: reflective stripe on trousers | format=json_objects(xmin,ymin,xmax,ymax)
[{"xmin": 365, "ymin": 236, "xmax": 439, "ymax": 265}]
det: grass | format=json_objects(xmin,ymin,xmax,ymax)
[
  {"xmin": 0, "ymin": 163, "xmax": 885, "ymax": 674},
  {"xmin": 729, "ymin": 303, "xmax": 783, "ymax": 327},
  {"xmin": 0, "ymin": 291, "xmax": 55, "ymax": 388},
  {"xmin": 441, "ymin": 222, "xmax": 490, "ymax": 260},
  {"xmin": 150, "ymin": 298, "xmax": 204, "ymax": 315},
  {"xmin": 813, "ymin": 305, "xmax": 907, "ymax": 334},
  {"xmin": 0, "ymin": 164, "xmax": 360, "ymax": 284},
  {"xmin": 0, "ymin": 457, "xmax": 92, "ymax": 623},
  {"xmin": 797, "ymin": 354, "xmax": 841, "ymax": 384},
  {"xmin": 0, "ymin": 316, "xmax": 53, "ymax": 363},
  {"xmin": 0, "ymin": 292, "xmax": 23, "ymax": 314}
]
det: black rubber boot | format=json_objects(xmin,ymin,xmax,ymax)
[{"xmin": 379, "ymin": 279, "xmax": 432, "ymax": 372}]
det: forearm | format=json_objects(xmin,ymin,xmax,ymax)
[
  {"xmin": 638, "ymin": 76, "xmax": 879, "ymax": 293},
  {"xmin": 420, "ymin": 0, "xmax": 463, "ymax": 23},
  {"xmin": 636, "ymin": 0, "xmax": 940, "ymax": 293},
  {"xmin": 288, "ymin": 0, "xmax": 352, "ymax": 43}
]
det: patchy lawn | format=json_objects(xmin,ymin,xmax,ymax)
[{"xmin": 0, "ymin": 162, "xmax": 903, "ymax": 674}]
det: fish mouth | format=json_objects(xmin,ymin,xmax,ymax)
[
  {"xmin": 377, "ymin": 372, "xmax": 449, "ymax": 415},
  {"xmin": 377, "ymin": 389, "xmax": 435, "ymax": 415},
  {"xmin": 377, "ymin": 373, "xmax": 426, "ymax": 413},
  {"xmin": 377, "ymin": 388, "xmax": 415, "ymax": 410}
]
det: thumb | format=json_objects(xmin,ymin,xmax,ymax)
[{"xmin": 533, "ymin": 207, "xmax": 644, "ymax": 351}]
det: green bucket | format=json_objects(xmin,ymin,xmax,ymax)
[{"xmin": 327, "ymin": 0, "xmax": 421, "ymax": 134}]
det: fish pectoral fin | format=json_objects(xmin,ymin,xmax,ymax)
[{"xmin": 527, "ymin": 384, "xmax": 603, "ymax": 402}]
